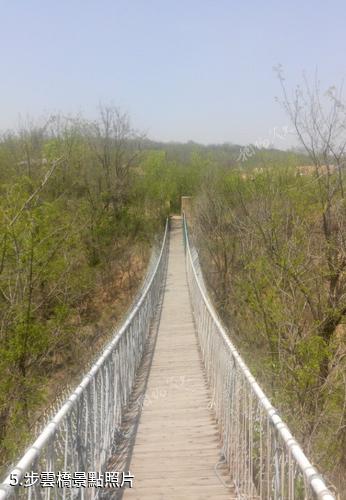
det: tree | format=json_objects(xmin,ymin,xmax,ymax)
[
  {"xmin": 85, "ymin": 105, "xmax": 144, "ymax": 214},
  {"xmin": 194, "ymin": 157, "xmax": 346, "ymax": 488}
]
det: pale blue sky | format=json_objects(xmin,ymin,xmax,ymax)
[{"xmin": 0, "ymin": 0, "xmax": 345, "ymax": 146}]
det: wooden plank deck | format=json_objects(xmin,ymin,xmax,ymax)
[{"xmin": 124, "ymin": 217, "xmax": 234, "ymax": 499}]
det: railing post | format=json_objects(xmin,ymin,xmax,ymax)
[{"xmin": 181, "ymin": 196, "xmax": 192, "ymax": 217}]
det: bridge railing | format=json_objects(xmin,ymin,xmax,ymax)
[
  {"xmin": 0, "ymin": 220, "xmax": 169, "ymax": 500},
  {"xmin": 183, "ymin": 214, "xmax": 335, "ymax": 500}
]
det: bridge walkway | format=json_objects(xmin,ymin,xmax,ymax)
[{"xmin": 124, "ymin": 217, "xmax": 234, "ymax": 499}]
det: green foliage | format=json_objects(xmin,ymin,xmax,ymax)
[
  {"xmin": 194, "ymin": 164, "xmax": 346, "ymax": 485},
  {"xmin": 0, "ymin": 115, "xmax": 176, "ymax": 466}
]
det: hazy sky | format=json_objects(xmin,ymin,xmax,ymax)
[{"xmin": 1, "ymin": 0, "xmax": 345, "ymax": 147}]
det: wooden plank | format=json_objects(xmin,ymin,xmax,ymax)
[{"xmin": 123, "ymin": 217, "xmax": 234, "ymax": 499}]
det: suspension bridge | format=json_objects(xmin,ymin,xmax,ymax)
[{"xmin": 0, "ymin": 216, "xmax": 336, "ymax": 499}]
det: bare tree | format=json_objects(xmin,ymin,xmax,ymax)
[
  {"xmin": 275, "ymin": 68, "xmax": 346, "ymax": 375},
  {"xmin": 86, "ymin": 105, "xmax": 144, "ymax": 212}
]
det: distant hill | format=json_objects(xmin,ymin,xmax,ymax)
[{"xmin": 140, "ymin": 138, "xmax": 308, "ymax": 169}]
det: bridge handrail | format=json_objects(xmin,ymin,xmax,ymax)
[
  {"xmin": 183, "ymin": 214, "xmax": 335, "ymax": 500},
  {"xmin": 0, "ymin": 219, "xmax": 169, "ymax": 500}
]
